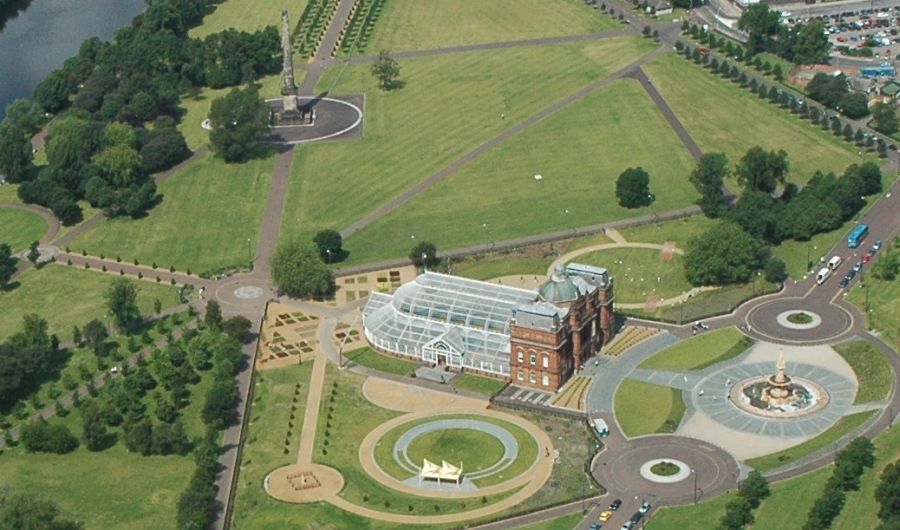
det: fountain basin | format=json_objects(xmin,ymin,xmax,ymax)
[{"xmin": 730, "ymin": 376, "xmax": 830, "ymax": 418}]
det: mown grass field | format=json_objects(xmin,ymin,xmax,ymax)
[
  {"xmin": 620, "ymin": 215, "xmax": 715, "ymax": 247},
  {"xmin": 746, "ymin": 411, "xmax": 876, "ymax": 472},
  {"xmin": 230, "ymin": 364, "xmax": 311, "ymax": 529},
  {"xmin": 343, "ymin": 77, "xmax": 698, "ymax": 264},
  {"xmin": 452, "ymin": 255, "xmax": 553, "ymax": 281},
  {"xmin": 345, "ymin": 346, "xmax": 419, "ymax": 376},
  {"xmin": 189, "ymin": 0, "xmax": 306, "ymax": 38},
  {"xmin": 364, "ymin": 0, "xmax": 619, "ymax": 52},
  {"xmin": 0, "ymin": 207, "xmax": 48, "ymax": 252},
  {"xmin": 614, "ymin": 379, "xmax": 685, "ymax": 437},
  {"xmin": 0, "ymin": 264, "xmax": 180, "ymax": 340},
  {"xmin": 833, "ymin": 341, "xmax": 892, "ymax": 404},
  {"xmin": 281, "ymin": 37, "xmax": 659, "ymax": 255},
  {"xmin": 639, "ymin": 328, "xmax": 749, "ymax": 371},
  {"xmin": 452, "ymin": 374, "xmax": 508, "ymax": 396},
  {"xmin": 71, "ymin": 153, "xmax": 273, "ymax": 275},
  {"xmin": 0, "ymin": 183, "xmax": 21, "ymax": 204},
  {"xmin": 832, "ymin": 423, "xmax": 900, "ymax": 530},
  {"xmin": 643, "ymin": 53, "xmax": 865, "ymax": 185},
  {"xmin": 849, "ymin": 271, "xmax": 900, "ymax": 351},
  {"xmin": 573, "ymin": 247, "xmax": 690, "ymax": 304}
]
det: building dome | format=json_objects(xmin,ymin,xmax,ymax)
[{"xmin": 538, "ymin": 265, "xmax": 580, "ymax": 303}]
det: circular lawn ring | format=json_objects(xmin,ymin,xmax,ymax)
[
  {"xmin": 568, "ymin": 247, "xmax": 688, "ymax": 304},
  {"xmin": 639, "ymin": 458, "xmax": 691, "ymax": 484},
  {"xmin": 776, "ymin": 310, "xmax": 823, "ymax": 330},
  {"xmin": 372, "ymin": 414, "xmax": 540, "ymax": 490}
]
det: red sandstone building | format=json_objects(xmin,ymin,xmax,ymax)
[{"xmin": 363, "ymin": 263, "xmax": 615, "ymax": 392}]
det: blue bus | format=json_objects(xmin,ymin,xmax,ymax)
[{"xmin": 848, "ymin": 224, "xmax": 869, "ymax": 249}]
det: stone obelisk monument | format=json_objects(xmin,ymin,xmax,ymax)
[{"xmin": 280, "ymin": 9, "xmax": 301, "ymax": 120}]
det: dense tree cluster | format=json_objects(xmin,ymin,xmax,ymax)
[
  {"xmin": 738, "ymin": 5, "xmax": 830, "ymax": 64},
  {"xmin": 208, "ymin": 86, "xmax": 271, "ymax": 162},
  {"xmin": 3, "ymin": 0, "xmax": 281, "ymax": 222},
  {"xmin": 719, "ymin": 471, "xmax": 770, "ymax": 530},
  {"xmin": 0, "ymin": 243, "xmax": 16, "ymax": 288},
  {"xmin": 20, "ymin": 417, "xmax": 79, "ymax": 454},
  {"xmin": 0, "ymin": 492, "xmax": 83, "ymax": 530},
  {"xmin": 684, "ymin": 221, "xmax": 769, "ymax": 285},
  {"xmin": 0, "ymin": 314, "xmax": 58, "ymax": 408},
  {"xmin": 805, "ymin": 73, "xmax": 869, "ymax": 118}
]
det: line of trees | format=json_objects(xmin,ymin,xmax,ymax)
[
  {"xmin": 719, "ymin": 470, "xmax": 770, "ymax": 530},
  {"xmin": 684, "ymin": 146, "xmax": 882, "ymax": 286},
  {"xmin": 804, "ymin": 437, "xmax": 875, "ymax": 530},
  {"xmin": 738, "ymin": 4, "xmax": 830, "ymax": 64}
]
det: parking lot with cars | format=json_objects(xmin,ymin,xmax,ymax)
[{"xmin": 784, "ymin": 6, "xmax": 900, "ymax": 62}]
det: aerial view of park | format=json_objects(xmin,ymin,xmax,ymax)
[{"xmin": 1, "ymin": 0, "xmax": 900, "ymax": 529}]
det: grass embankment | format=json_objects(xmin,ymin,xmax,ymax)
[
  {"xmin": 573, "ymin": 247, "xmax": 690, "ymax": 304},
  {"xmin": 848, "ymin": 274, "xmax": 900, "ymax": 351},
  {"xmin": 0, "ymin": 264, "xmax": 180, "ymax": 340},
  {"xmin": 614, "ymin": 379, "xmax": 685, "ymax": 437},
  {"xmin": 620, "ymin": 216, "xmax": 716, "ymax": 247},
  {"xmin": 639, "ymin": 328, "xmax": 752, "ymax": 371},
  {"xmin": 344, "ymin": 77, "xmax": 697, "ymax": 265},
  {"xmin": 365, "ymin": 0, "xmax": 618, "ymax": 52},
  {"xmin": 452, "ymin": 256, "xmax": 553, "ymax": 281},
  {"xmin": 230, "ymin": 364, "xmax": 312, "ymax": 528},
  {"xmin": 834, "ymin": 341, "xmax": 892, "ymax": 405},
  {"xmin": 643, "ymin": 52, "xmax": 866, "ymax": 186},
  {"xmin": 281, "ymin": 37, "xmax": 662, "ymax": 260},
  {"xmin": 345, "ymin": 346, "xmax": 419, "ymax": 377},
  {"xmin": 0, "ymin": 208, "xmax": 48, "ymax": 252},
  {"xmin": 71, "ymin": 153, "xmax": 273, "ymax": 276},
  {"xmin": 746, "ymin": 410, "xmax": 876, "ymax": 472},
  {"xmin": 452, "ymin": 374, "xmax": 508, "ymax": 396}
]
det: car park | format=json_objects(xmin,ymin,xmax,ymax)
[{"xmin": 609, "ymin": 499, "xmax": 622, "ymax": 511}]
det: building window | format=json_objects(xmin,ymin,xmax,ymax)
[
  {"xmin": 517, "ymin": 349, "xmax": 524, "ymax": 363},
  {"xmin": 530, "ymin": 372, "xmax": 537, "ymax": 384},
  {"xmin": 542, "ymin": 374, "xmax": 550, "ymax": 386},
  {"xmin": 530, "ymin": 354, "xmax": 536, "ymax": 366},
  {"xmin": 542, "ymin": 355, "xmax": 549, "ymax": 368},
  {"xmin": 517, "ymin": 370, "xmax": 524, "ymax": 381}
]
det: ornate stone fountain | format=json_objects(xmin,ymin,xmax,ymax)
[{"xmin": 730, "ymin": 350, "xmax": 829, "ymax": 418}]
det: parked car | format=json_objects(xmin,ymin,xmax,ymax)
[
  {"xmin": 609, "ymin": 499, "xmax": 623, "ymax": 511},
  {"xmin": 847, "ymin": 269, "xmax": 857, "ymax": 280},
  {"xmin": 590, "ymin": 524, "xmax": 602, "ymax": 530},
  {"xmin": 853, "ymin": 261, "xmax": 863, "ymax": 272},
  {"xmin": 640, "ymin": 501, "xmax": 652, "ymax": 514},
  {"xmin": 839, "ymin": 277, "xmax": 850, "ymax": 288},
  {"xmin": 874, "ymin": 240, "xmax": 883, "ymax": 250},
  {"xmin": 600, "ymin": 511, "xmax": 614, "ymax": 522},
  {"xmin": 863, "ymin": 254, "xmax": 872, "ymax": 264},
  {"xmin": 630, "ymin": 512, "xmax": 643, "ymax": 524}
]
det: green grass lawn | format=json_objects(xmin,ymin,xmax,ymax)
[
  {"xmin": 564, "ymin": 232, "xmax": 613, "ymax": 252},
  {"xmin": 614, "ymin": 379, "xmax": 685, "ymax": 437},
  {"xmin": 189, "ymin": 0, "xmax": 306, "ymax": 38},
  {"xmin": 344, "ymin": 346, "xmax": 419, "ymax": 376},
  {"xmin": 646, "ymin": 465, "xmax": 833, "ymax": 530},
  {"xmin": 343, "ymin": 76, "xmax": 698, "ymax": 265},
  {"xmin": 848, "ymin": 273, "xmax": 900, "ymax": 351},
  {"xmin": 452, "ymin": 255, "xmax": 553, "ymax": 281},
  {"xmin": 573, "ymin": 247, "xmax": 691, "ymax": 304},
  {"xmin": 518, "ymin": 512, "xmax": 584, "ymax": 530},
  {"xmin": 834, "ymin": 341, "xmax": 892, "ymax": 405},
  {"xmin": 230, "ymin": 364, "xmax": 311, "ymax": 529},
  {"xmin": 643, "ymin": 53, "xmax": 865, "ymax": 185},
  {"xmin": 408, "ymin": 430, "xmax": 502, "ymax": 473},
  {"xmin": 452, "ymin": 374, "xmax": 508, "ymax": 396},
  {"xmin": 71, "ymin": 153, "xmax": 273, "ymax": 276},
  {"xmin": 639, "ymin": 328, "xmax": 750, "ymax": 371},
  {"xmin": 746, "ymin": 410, "xmax": 876, "ymax": 472},
  {"xmin": 0, "ymin": 264, "xmax": 180, "ymax": 340},
  {"xmin": 0, "ymin": 183, "xmax": 21, "ymax": 204},
  {"xmin": 832, "ymin": 423, "xmax": 900, "ymax": 530},
  {"xmin": 281, "ymin": 37, "xmax": 658, "ymax": 256},
  {"xmin": 637, "ymin": 279, "xmax": 779, "ymax": 324},
  {"xmin": 620, "ymin": 215, "xmax": 716, "ymax": 247},
  {"xmin": 364, "ymin": 0, "xmax": 618, "ymax": 52},
  {"xmin": 0, "ymin": 207, "xmax": 48, "ymax": 252}
]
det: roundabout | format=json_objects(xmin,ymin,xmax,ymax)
[{"xmin": 747, "ymin": 298, "xmax": 853, "ymax": 344}]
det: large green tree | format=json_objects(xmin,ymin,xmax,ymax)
[
  {"xmin": 106, "ymin": 278, "xmax": 142, "ymax": 332},
  {"xmin": 684, "ymin": 222, "xmax": 768, "ymax": 285},
  {"xmin": 689, "ymin": 152, "xmax": 729, "ymax": 217},
  {"xmin": 873, "ymin": 103, "xmax": 899, "ymax": 135},
  {"xmin": 878, "ymin": 461, "xmax": 900, "ymax": 523},
  {"xmin": 735, "ymin": 146, "xmax": 789, "ymax": 194},
  {"xmin": 313, "ymin": 229, "xmax": 343, "ymax": 262},
  {"xmin": 615, "ymin": 166, "xmax": 653, "ymax": 208},
  {"xmin": 0, "ymin": 122, "xmax": 34, "ymax": 183},
  {"xmin": 0, "ymin": 492, "xmax": 83, "ymax": 530},
  {"xmin": 792, "ymin": 20, "xmax": 831, "ymax": 64},
  {"xmin": 208, "ymin": 86, "xmax": 271, "ymax": 163},
  {"xmin": 840, "ymin": 92, "xmax": 870, "ymax": 120},
  {"xmin": 0, "ymin": 243, "xmax": 15, "ymax": 289},
  {"xmin": 270, "ymin": 238, "xmax": 335, "ymax": 298},
  {"xmin": 371, "ymin": 50, "xmax": 401, "ymax": 90}
]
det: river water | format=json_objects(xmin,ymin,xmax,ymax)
[{"xmin": 0, "ymin": 0, "xmax": 146, "ymax": 121}]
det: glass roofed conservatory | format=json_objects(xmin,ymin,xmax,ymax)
[{"xmin": 362, "ymin": 272, "xmax": 541, "ymax": 376}]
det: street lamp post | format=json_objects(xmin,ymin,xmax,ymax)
[
  {"xmin": 692, "ymin": 468, "xmax": 698, "ymax": 505},
  {"xmin": 247, "ymin": 238, "xmax": 252, "ymax": 270}
]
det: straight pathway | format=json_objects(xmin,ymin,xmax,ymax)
[
  {"xmin": 252, "ymin": 146, "xmax": 295, "ymax": 278},
  {"xmin": 629, "ymin": 68, "xmax": 703, "ymax": 161},
  {"xmin": 341, "ymin": 43, "xmax": 673, "ymax": 238},
  {"xmin": 297, "ymin": 0, "xmax": 359, "ymax": 96}
]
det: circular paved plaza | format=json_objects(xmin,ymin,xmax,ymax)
[{"xmin": 265, "ymin": 95, "xmax": 363, "ymax": 144}]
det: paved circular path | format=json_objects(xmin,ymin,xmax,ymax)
[
  {"xmin": 594, "ymin": 435, "xmax": 739, "ymax": 505},
  {"xmin": 265, "ymin": 96, "xmax": 363, "ymax": 145},
  {"xmin": 747, "ymin": 298, "xmax": 853, "ymax": 344}
]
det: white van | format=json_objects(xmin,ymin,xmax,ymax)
[
  {"xmin": 816, "ymin": 267, "xmax": 832, "ymax": 285},
  {"xmin": 828, "ymin": 256, "xmax": 842, "ymax": 270}
]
